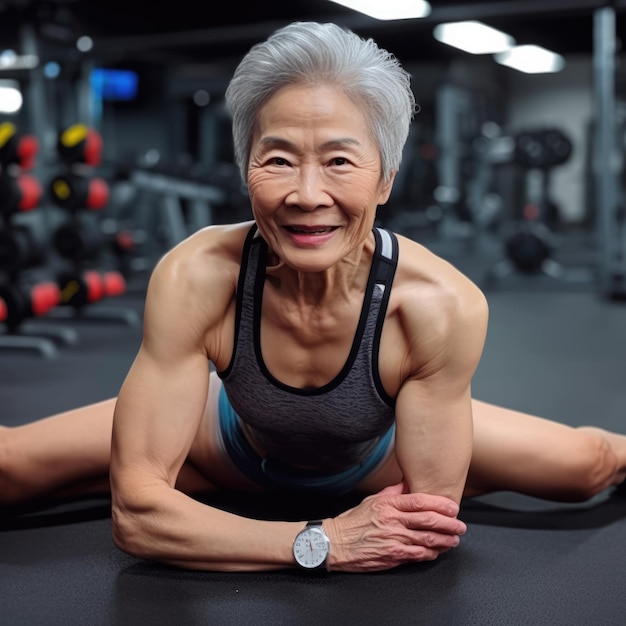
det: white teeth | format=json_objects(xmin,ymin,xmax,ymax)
[{"xmin": 289, "ymin": 227, "xmax": 331, "ymax": 234}]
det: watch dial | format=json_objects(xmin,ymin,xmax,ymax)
[{"xmin": 294, "ymin": 528, "xmax": 328, "ymax": 568}]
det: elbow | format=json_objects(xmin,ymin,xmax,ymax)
[
  {"xmin": 110, "ymin": 482, "xmax": 163, "ymax": 560},
  {"xmin": 111, "ymin": 501, "xmax": 149, "ymax": 559}
]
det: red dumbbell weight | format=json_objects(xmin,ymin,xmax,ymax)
[
  {"xmin": 0, "ymin": 281, "xmax": 61, "ymax": 330},
  {"xmin": 49, "ymin": 173, "xmax": 109, "ymax": 211},
  {"xmin": 57, "ymin": 124, "xmax": 103, "ymax": 167},
  {"xmin": 58, "ymin": 270, "xmax": 106, "ymax": 308},
  {"xmin": 30, "ymin": 282, "xmax": 61, "ymax": 316},
  {"xmin": 0, "ymin": 174, "xmax": 42, "ymax": 215},
  {"xmin": 101, "ymin": 270, "xmax": 126, "ymax": 297},
  {"xmin": 0, "ymin": 122, "xmax": 39, "ymax": 170}
]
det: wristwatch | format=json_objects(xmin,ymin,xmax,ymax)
[{"xmin": 292, "ymin": 520, "xmax": 330, "ymax": 572}]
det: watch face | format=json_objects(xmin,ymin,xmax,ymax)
[{"xmin": 293, "ymin": 527, "xmax": 329, "ymax": 569}]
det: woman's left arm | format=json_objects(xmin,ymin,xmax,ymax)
[{"xmin": 393, "ymin": 280, "xmax": 489, "ymax": 506}]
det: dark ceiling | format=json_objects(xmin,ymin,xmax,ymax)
[{"xmin": 2, "ymin": 0, "xmax": 626, "ymax": 72}]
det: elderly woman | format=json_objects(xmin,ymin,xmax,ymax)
[{"xmin": 1, "ymin": 21, "xmax": 625, "ymax": 574}]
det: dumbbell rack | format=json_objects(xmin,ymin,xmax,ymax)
[
  {"xmin": 45, "ymin": 124, "xmax": 140, "ymax": 328},
  {"xmin": 0, "ymin": 122, "xmax": 78, "ymax": 357}
]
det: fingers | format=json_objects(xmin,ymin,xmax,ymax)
[
  {"xmin": 326, "ymin": 489, "xmax": 468, "ymax": 573},
  {"xmin": 401, "ymin": 507, "xmax": 466, "ymax": 534},
  {"xmin": 389, "ymin": 490, "xmax": 460, "ymax": 518}
]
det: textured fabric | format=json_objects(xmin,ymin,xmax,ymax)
[
  {"xmin": 218, "ymin": 225, "xmax": 398, "ymax": 471},
  {"xmin": 218, "ymin": 384, "xmax": 395, "ymax": 494}
]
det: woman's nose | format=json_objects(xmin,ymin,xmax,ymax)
[{"xmin": 285, "ymin": 166, "xmax": 332, "ymax": 211}]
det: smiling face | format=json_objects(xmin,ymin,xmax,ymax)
[{"xmin": 246, "ymin": 83, "xmax": 395, "ymax": 273}]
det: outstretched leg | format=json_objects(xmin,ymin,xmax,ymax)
[
  {"xmin": 466, "ymin": 399, "xmax": 626, "ymax": 501},
  {"xmin": 0, "ymin": 399, "xmax": 216, "ymax": 507},
  {"xmin": 0, "ymin": 400, "xmax": 116, "ymax": 505}
]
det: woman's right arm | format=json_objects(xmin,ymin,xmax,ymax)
[{"xmin": 110, "ymin": 225, "xmax": 305, "ymax": 571}]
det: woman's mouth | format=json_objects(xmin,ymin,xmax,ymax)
[{"xmin": 284, "ymin": 225, "xmax": 338, "ymax": 234}]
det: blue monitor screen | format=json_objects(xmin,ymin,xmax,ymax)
[{"xmin": 91, "ymin": 68, "xmax": 139, "ymax": 101}]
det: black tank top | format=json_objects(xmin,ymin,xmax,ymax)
[{"xmin": 218, "ymin": 224, "xmax": 398, "ymax": 471}]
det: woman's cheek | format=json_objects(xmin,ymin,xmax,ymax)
[
  {"xmin": 246, "ymin": 171, "xmax": 270, "ymax": 201},
  {"xmin": 335, "ymin": 173, "xmax": 379, "ymax": 201}
]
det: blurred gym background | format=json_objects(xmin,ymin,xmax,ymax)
[{"xmin": 0, "ymin": 0, "xmax": 625, "ymax": 396}]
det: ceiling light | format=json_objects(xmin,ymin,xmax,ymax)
[
  {"xmin": 495, "ymin": 45, "xmax": 565, "ymax": 74},
  {"xmin": 0, "ymin": 50, "xmax": 39, "ymax": 70},
  {"xmin": 0, "ymin": 81, "xmax": 23, "ymax": 114},
  {"xmin": 433, "ymin": 21, "xmax": 515, "ymax": 54},
  {"xmin": 328, "ymin": 0, "xmax": 431, "ymax": 21},
  {"xmin": 76, "ymin": 36, "xmax": 94, "ymax": 53}
]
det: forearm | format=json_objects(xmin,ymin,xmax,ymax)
[{"xmin": 111, "ymin": 483, "xmax": 301, "ymax": 572}]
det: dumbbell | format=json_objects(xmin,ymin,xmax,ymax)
[
  {"xmin": 0, "ymin": 173, "xmax": 42, "ymax": 215},
  {"xmin": 53, "ymin": 216, "xmax": 105, "ymax": 262},
  {"xmin": 49, "ymin": 173, "xmax": 109, "ymax": 211},
  {"xmin": 0, "ymin": 224, "xmax": 46, "ymax": 273},
  {"xmin": 514, "ymin": 128, "xmax": 572, "ymax": 170},
  {"xmin": 57, "ymin": 269, "xmax": 126, "ymax": 308},
  {"xmin": 505, "ymin": 222, "xmax": 554, "ymax": 273},
  {"xmin": 0, "ymin": 121, "xmax": 39, "ymax": 170},
  {"xmin": 0, "ymin": 280, "xmax": 61, "ymax": 330},
  {"xmin": 57, "ymin": 124, "xmax": 103, "ymax": 167},
  {"xmin": 102, "ymin": 270, "xmax": 126, "ymax": 297},
  {"xmin": 57, "ymin": 270, "xmax": 106, "ymax": 308}
]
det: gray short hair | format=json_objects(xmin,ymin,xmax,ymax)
[{"xmin": 225, "ymin": 21, "xmax": 416, "ymax": 184}]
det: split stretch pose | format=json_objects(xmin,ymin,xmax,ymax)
[{"xmin": 2, "ymin": 21, "xmax": 625, "ymax": 574}]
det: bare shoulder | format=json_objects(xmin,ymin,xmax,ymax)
[
  {"xmin": 387, "ymin": 233, "xmax": 489, "ymax": 376},
  {"xmin": 142, "ymin": 221, "xmax": 254, "ymax": 361},
  {"xmin": 151, "ymin": 221, "xmax": 252, "ymax": 295},
  {"xmin": 392, "ymin": 233, "xmax": 488, "ymax": 315}
]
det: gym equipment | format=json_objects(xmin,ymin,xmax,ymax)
[
  {"xmin": 43, "ymin": 125, "xmax": 140, "ymax": 328},
  {"xmin": 514, "ymin": 128, "xmax": 573, "ymax": 172},
  {"xmin": 56, "ymin": 123, "xmax": 103, "ymax": 167},
  {"xmin": 57, "ymin": 270, "xmax": 126, "ymax": 309},
  {"xmin": 0, "ymin": 173, "xmax": 42, "ymax": 214},
  {"xmin": 129, "ymin": 165, "xmax": 225, "ymax": 247},
  {"xmin": 0, "ymin": 223, "xmax": 46, "ymax": 273},
  {"xmin": 0, "ymin": 280, "xmax": 60, "ymax": 330},
  {"xmin": 0, "ymin": 278, "xmax": 72, "ymax": 357},
  {"xmin": 382, "ymin": 122, "xmax": 443, "ymax": 237},
  {"xmin": 49, "ymin": 173, "xmax": 109, "ymax": 211},
  {"xmin": 593, "ymin": 7, "xmax": 626, "ymax": 299},
  {"xmin": 49, "ymin": 266, "xmax": 139, "ymax": 326},
  {"xmin": 53, "ymin": 215, "xmax": 106, "ymax": 262},
  {"xmin": 485, "ymin": 127, "xmax": 582, "ymax": 286},
  {"xmin": 0, "ymin": 125, "xmax": 77, "ymax": 356},
  {"xmin": 0, "ymin": 121, "xmax": 39, "ymax": 170},
  {"xmin": 503, "ymin": 223, "xmax": 555, "ymax": 274},
  {"xmin": 57, "ymin": 270, "xmax": 106, "ymax": 308},
  {"xmin": 0, "ymin": 279, "xmax": 79, "ymax": 357}
]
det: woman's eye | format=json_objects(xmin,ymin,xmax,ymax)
[
  {"xmin": 270, "ymin": 157, "xmax": 289, "ymax": 166},
  {"xmin": 332, "ymin": 157, "xmax": 348, "ymax": 166}
]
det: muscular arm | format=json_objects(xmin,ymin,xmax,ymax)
[
  {"xmin": 110, "ymin": 226, "xmax": 300, "ymax": 571},
  {"xmin": 321, "ymin": 248, "xmax": 486, "ymax": 572},
  {"xmin": 394, "ymin": 264, "xmax": 489, "ymax": 505}
]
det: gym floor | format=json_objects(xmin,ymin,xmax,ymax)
[{"xmin": 2, "ymin": 242, "xmax": 626, "ymax": 626}]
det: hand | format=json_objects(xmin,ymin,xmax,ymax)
[{"xmin": 324, "ymin": 481, "xmax": 466, "ymax": 572}]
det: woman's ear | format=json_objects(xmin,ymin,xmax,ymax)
[{"xmin": 377, "ymin": 170, "xmax": 397, "ymax": 205}]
